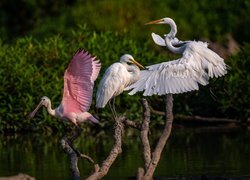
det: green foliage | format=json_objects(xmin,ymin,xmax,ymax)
[
  {"xmin": 0, "ymin": 26, "xmax": 165, "ymax": 133},
  {"xmin": 216, "ymin": 44, "xmax": 250, "ymax": 120},
  {"xmin": 0, "ymin": 1, "xmax": 249, "ymax": 133},
  {"xmin": 0, "ymin": 26, "xmax": 249, "ymax": 133},
  {"xmin": 1, "ymin": 0, "xmax": 250, "ymax": 43}
]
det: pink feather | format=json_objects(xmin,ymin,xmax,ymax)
[{"xmin": 62, "ymin": 49, "xmax": 101, "ymax": 115}]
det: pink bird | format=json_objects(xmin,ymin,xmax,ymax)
[{"xmin": 30, "ymin": 49, "xmax": 101, "ymax": 126}]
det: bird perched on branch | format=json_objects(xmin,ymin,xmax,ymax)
[
  {"xmin": 126, "ymin": 17, "xmax": 229, "ymax": 96},
  {"xmin": 30, "ymin": 49, "xmax": 101, "ymax": 127},
  {"xmin": 96, "ymin": 54, "xmax": 145, "ymax": 117}
]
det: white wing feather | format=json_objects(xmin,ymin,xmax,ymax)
[
  {"xmin": 126, "ymin": 41, "xmax": 228, "ymax": 96},
  {"xmin": 152, "ymin": 33, "xmax": 166, "ymax": 46},
  {"xmin": 96, "ymin": 63, "xmax": 131, "ymax": 108},
  {"xmin": 127, "ymin": 58, "xmax": 208, "ymax": 96},
  {"xmin": 185, "ymin": 41, "xmax": 228, "ymax": 78}
]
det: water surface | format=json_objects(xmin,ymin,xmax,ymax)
[{"xmin": 0, "ymin": 126, "xmax": 250, "ymax": 179}]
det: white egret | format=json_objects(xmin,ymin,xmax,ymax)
[
  {"xmin": 96, "ymin": 54, "xmax": 145, "ymax": 116},
  {"xmin": 126, "ymin": 17, "xmax": 229, "ymax": 96}
]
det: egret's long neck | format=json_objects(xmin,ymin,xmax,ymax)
[
  {"xmin": 46, "ymin": 102, "xmax": 56, "ymax": 117},
  {"xmin": 168, "ymin": 21, "xmax": 177, "ymax": 38},
  {"xmin": 165, "ymin": 38, "xmax": 185, "ymax": 54},
  {"xmin": 164, "ymin": 18, "xmax": 177, "ymax": 38},
  {"xmin": 126, "ymin": 64, "xmax": 140, "ymax": 84}
]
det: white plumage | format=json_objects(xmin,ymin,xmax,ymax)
[
  {"xmin": 96, "ymin": 54, "xmax": 144, "ymax": 108},
  {"xmin": 126, "ymin": 17, "xmax": 229, "ymax": 96}
]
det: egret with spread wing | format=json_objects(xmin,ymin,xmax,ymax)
[
  {"xmin": 30, "ymin": 49, "xmax": 101, "ymax": 127},
  {"xmin": 96, "ymin": 54, "xmax": 144, "ymax": 117},
  {"xmin": 126, "ymin": 17, "xmax": 229, "ymax": 96}
]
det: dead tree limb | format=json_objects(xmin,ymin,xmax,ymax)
[
  {"xmin": 151, "ymin": 108, "xmax": 237, "ymax": 123},
  {"xmin": 0, "ymin": 173, "xmax": 35, "ymax": 180},
  {"xmin": 138, "ymin": 94, "xmax": 174, "ymax": 180},
  {"xmin": 144, "ymin": 94, "xmax": 174, "ymax": 179},
  {"xmin": 140, "ymin": 99, "xmax": 151, "ymax": 169},
  {"xmin": 86, "ymin": 116, "xmax": 125, "ymax": 180},
  {"xmin": 60, "ymin": 128, "xmax": 81, "ymax": 180},
  {"xmin": 124, "ymin": 119, "xmax": 142, "ymax": 130},
  {"xmin": 60, "ymin": 126, "xmax": 94, "ymax": 180}
]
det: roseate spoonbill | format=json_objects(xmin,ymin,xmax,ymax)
[
  {"xmin": 126, "ymin": 17, "xmax": 229, "ymax": 96},
  {"xmin": 96, "ymin": 54, "xmax": 144, "ymax": 117},
  {"xmin": 30, "ymin": 49, "xmax": 101, "ymax": 126}
]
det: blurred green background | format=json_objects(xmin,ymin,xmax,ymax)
[{"xmin": 0, "ymin": 0, "xmax": 249, "ymax": 133}]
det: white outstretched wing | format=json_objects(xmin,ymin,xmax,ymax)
[
  {"xmin": 126, "ymin": 55, "xmax": 209, "ymax": 96},
  {"xmin": 126, "ymin": 42, "xmax": 228, "ymax": 96},
  {"xmin": 186, "ymin": 41, "xmax": 228, "ymax": 78},
  {"xmin": 152, "ymin": 33, "xmax": 227, "ymax": 79}
]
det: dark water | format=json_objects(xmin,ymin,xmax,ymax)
[{"xmin": 1, "ymin": 126, "xmax": 250, "ymax": 180}]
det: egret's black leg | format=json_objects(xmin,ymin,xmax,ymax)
[{"xmin": 109, "ymin": 100, "xmax": 117, "ymax": 120}]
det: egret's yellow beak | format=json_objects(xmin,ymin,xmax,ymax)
[
  {"xmin": 145, "ymin": 19, "xmax": 164, "ymax": 25},
  {"xmin": 131, "ymin": 59, "xmax": 145, "ymax": 69}
]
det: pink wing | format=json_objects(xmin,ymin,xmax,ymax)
[{"xmin": 62, "ymin": 49, "xmax": 101, "ymax": 114}]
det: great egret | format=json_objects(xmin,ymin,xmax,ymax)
[
  {"xmin": 96, "ymin": 54, "xmax": 145, "ymax": 116},
  {"xmin": 30, "ymin": 49, "xmax": 101, "ymax": 126},
  {"xmin": 126, "ymin": 17, "xmax": 229, "ymax": 96}
]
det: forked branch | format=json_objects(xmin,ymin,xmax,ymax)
[
  {"xmin": 60, "ymin": 127, "xmax": 94, "ymax": 180},
  {"xmin": 86, "ymin": 116, "xmax": 125, "ymax": 180},
  {"xmin": 61, "ymin": 94, "xmax": 174, "ymax": 180},
  {"xmin": 138, "ymin": 95, "xmax": 174, "ymax": 180}
]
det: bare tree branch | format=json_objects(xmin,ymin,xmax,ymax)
[
  {"xmin": 0, "ymin": 174, "xmax": 35, "ymax": 180},
  {"xmin": 60, "ymin": 137, "xmax": 81, "ymax": 180},
  {"xmin": 140, "ymin": 99, "xmax": 151, "ymax": 169},
  {"xmin": 61, "ymin": 95, "xmax": 173, "ymax": 180},
  {"xmin": 151, "ymin": 108, "xmax": 238, "ymax": 123},
  {"xmin": 137, "ymin": 168, "xmax": 145, "ymax": 180},
  {"xmin": 60, "ymin": 126, "xmax": 94, "ymax": 180},
  {"xmin": 143, "ymin": 94, "xmax": 174, "ymax": 180},
  {"xmin": 123, "ymin": 119, "xmax": 142, "ymax": 130},
  {"xmin": 137, "ymin": 95, "xmax": 174, "ymax": 180},
  {"xmin": 86, "ymin": 116, "xmax": 125, "ymax": 180}
]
